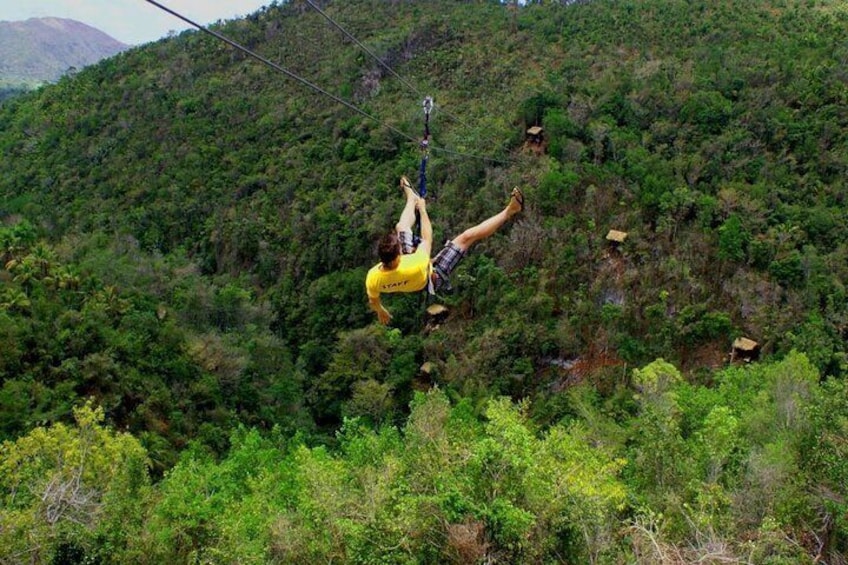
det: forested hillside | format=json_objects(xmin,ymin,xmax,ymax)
[{"xmin": 1, "ymin": 0, "xmax": 847, "ymax": 562}]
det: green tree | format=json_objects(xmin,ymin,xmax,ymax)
[
  {"xmin": 0, "ymin": 402, "xmax": 149, "ymax": 563},
  {"xmin": 718, "ymin": 214, "xmax": 749, "ymax": 263},
  {"xmin": 680, "ymin": 90, "xmax": 733, "ymax": 134}
]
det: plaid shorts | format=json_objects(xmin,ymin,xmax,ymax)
[
  {"xmin": 398, "ymin": 230, "xmax": 416, "ymax": 254},
  {"xmin": 399, "ymin": 231, "xmax": 465, "ymax": 294},
  {"xmin": 431, "ymin": 240, "xmax": 465, "ymax": 293}
]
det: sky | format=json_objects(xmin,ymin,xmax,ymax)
[{"xmin": 0, "ymin": 0, "xmax": 272, "ymax": 45}]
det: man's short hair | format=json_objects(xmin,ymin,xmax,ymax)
[{"xmin": 378, "ymin": 232, "xmax": 401, "ymax": 266}]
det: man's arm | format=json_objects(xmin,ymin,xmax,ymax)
[{"xmin": 368, "ymin": 294, "xmax": 392, "ymax": 325}]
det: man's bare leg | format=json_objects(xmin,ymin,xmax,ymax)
[
  {"xmin": 452, "ymin": 187, "xmax": 523, "ymax": 252},
  {"xmin": 395, "ymin": 176, "xmax": 419, "ymax": 233}
]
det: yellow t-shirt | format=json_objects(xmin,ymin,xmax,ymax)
[{"xmin": 365, "ymin": 248, "xmax": 430, "ymax": 298}]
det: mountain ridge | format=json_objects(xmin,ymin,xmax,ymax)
[{"xmin": 0, "ymin": 17, "xmax": 127, "ymax": 86}]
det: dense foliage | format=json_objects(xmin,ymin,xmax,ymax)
[
  {"xmin": 3, "ymin": 356, "xmax": 847, "ymax": 562},
  {"xmin": 2, "ymin": 0, "xmax": 847, "ymax": 561},
  {"xmin": 0, "ymin": 83, "xmax": 38, "ymax": 103}
]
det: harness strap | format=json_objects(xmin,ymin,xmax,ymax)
[
  {"xmin": 418, "ymin": 96, "xmax": 433, "ymax": 198},
  {"xmin": 414, "ymin": 96, "xmax": 433, "ymax": 247}
]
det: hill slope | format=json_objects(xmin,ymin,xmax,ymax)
[
  {"xmin": 0, "ymin": 0, "xmax": 848, "ymax": 412},
  {"xmin": 0, "ymin": 1, "xmax": 848, "ymax": 371},
  {"xmin": 1, "ymin": 0, "xmax": 848, "ymax": 562},
  {"xmin": 0, "ymin": 17, "xmax": 127, "ymax": 85}
]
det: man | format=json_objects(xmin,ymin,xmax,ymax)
[{"xmin": 366, "ymin": 176, "xmax": 524, "ymax": 324}]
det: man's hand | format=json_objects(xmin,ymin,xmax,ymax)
[
  {"xmin": 376, "ymin": 305, "xmax": 392, "ymax": 325},
  {"xmin": 369, "ymin": 296, "xmax": 392, "ymax": 325}
]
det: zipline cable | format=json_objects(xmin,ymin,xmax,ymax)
[
  {"xmin": 301, "ymin": 0, "xmax": 519, "ymax": 165},
  {"xmin": 143, "ymin": 0, "xmax": 417, "ymax": 144},
  {"xmin": 303, "ymin": 0, "xmax": 472, "ymax": 131},
  {"xmin": 142, "ymin": 0, "xmax": 511, "ymax": 165}
]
